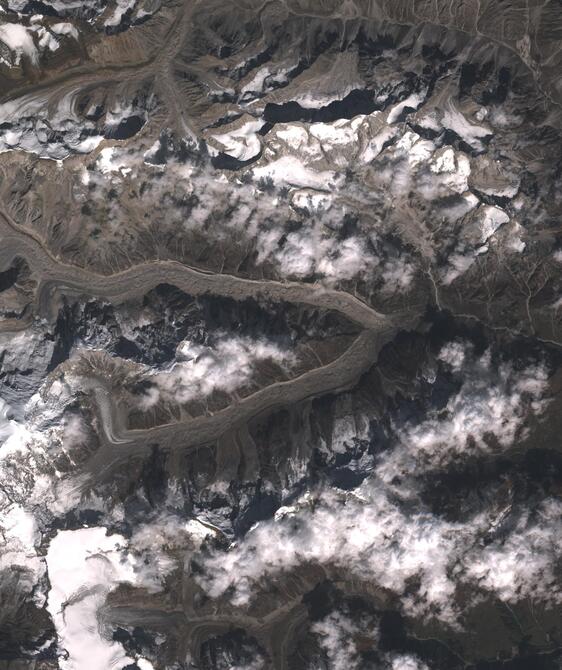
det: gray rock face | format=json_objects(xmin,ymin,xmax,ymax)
[{"xmin": 1, "ymin": 1, "xmax": 562, "ymax": 669}]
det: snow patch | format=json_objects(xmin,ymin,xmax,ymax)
[{"xmin": 46, "ymin": 528, "xmax": 138, "ymax": 670}]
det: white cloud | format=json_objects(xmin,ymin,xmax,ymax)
[
  {"xmin": 195, "ymin": 340, "xmax": 551, "ymax": 622},
  {"xmin": 466, "ymin": 497, "xmax": 562, "ymax": 604},
  {"xmin": 316, "ymin": 236, "xmax": 374, "ymax": 281},
  {"xmin": 127, "ymin": 513, "xmax": 213, "ymax": 590},
  {"xmin": 62, "ymin": 414, "xmax": 89, "ymax": 453},
  {"xmin": 197, "ymin": 484, "xmax": 476, "ymax": 622},
  {"xmin": 390, "ymin": 655, "xmax": 430, "ymax": 670},
  {"xmin": 137, "ymin": 333, "xmax": 296, "ymax": 409},
  {"xmin": 381, "ymin": 256, "xmax": 415, "ymax": 290},
  {"xmin": 96, "ymin": 147, "xmax": 133, "ymax": 175},
  {"xmin": 0, "ymin": 23, "xmax": 38, "ymax": 66},
  {"xmin": 0, "ymin": 397, "xmax": 34, "ymax": 458},
  {"xmin": 377, "ymin": 341, "xmax": 549, "ymax": 481},
  {"xmin": 311, "ymin": 610, "xmax": 378, "ymax": 670},
  {"xmin": 441, "ymin": 248, "xmax": 478, "ymax": 285},
  {"xmin": 270, "ymin": 229, "xmax": 322, "ymax": 278},
  {"xmin": 256, "ymin": 216, "xmax": 381, "ymax": 285},
  {"xmin": 231, "ymin": 660, "xmax": 266, "ymax": 670},
  {"xmin": 310, "ymin": 609, "xmax": 431, "ymax": 670}
]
